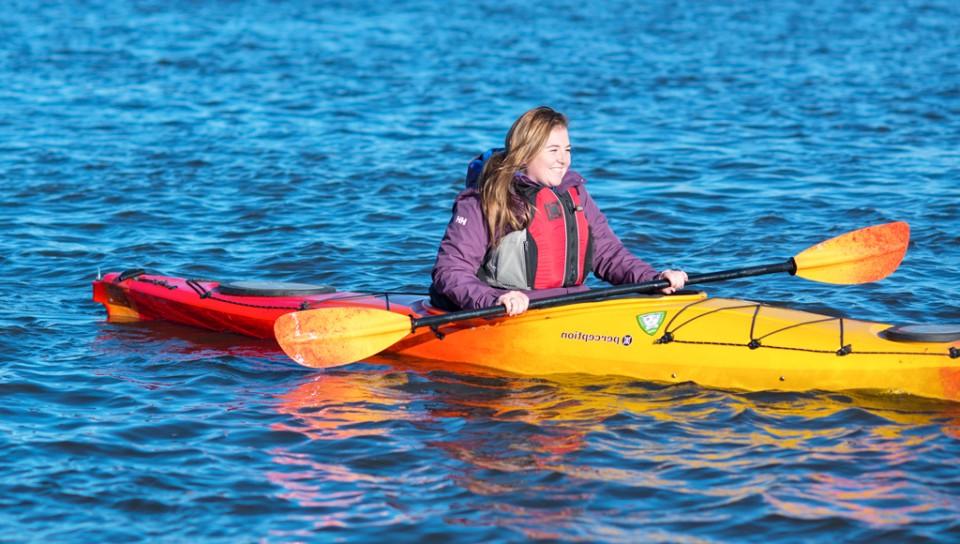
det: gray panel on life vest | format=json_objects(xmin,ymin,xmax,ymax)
[
  {"xmin": 882, "ymin": 324, "xmax": 960, "ymax": 343},
  {"xmin": 480, "ymin": 229, "xmax": 530, "ymax": 290},
  {"xmin": 216, "ymin": 280, "xmax": 336, "ymax": 297}
]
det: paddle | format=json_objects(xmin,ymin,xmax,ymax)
[{"xmin": 275, "ymin": 221, "xmax": 910, "ymax": 368}]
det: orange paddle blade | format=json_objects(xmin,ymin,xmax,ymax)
[
  {"xmin": 793, "ymin": 221, "xmax": 909, "ymax": 284},
  {"xmin": 274, "ymin": 307, "xmax": 412, "ymax": 368}
]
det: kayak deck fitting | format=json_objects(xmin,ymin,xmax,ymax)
[{"xmin": 92, "ymin": 270, "xmax": 960, "ymax": 402}]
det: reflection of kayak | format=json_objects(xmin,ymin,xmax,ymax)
[{"xmin": 93, "ymin": 269, "xmax": 960, "ymax": 401}]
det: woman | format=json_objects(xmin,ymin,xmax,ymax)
[{"xmin": 431, "ymin": 106, "xmax": 687, "ymax": 316}]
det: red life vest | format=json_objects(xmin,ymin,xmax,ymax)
[{"xmin": 521, "ymin": 185, "xmax": 593, "ymax": 289}]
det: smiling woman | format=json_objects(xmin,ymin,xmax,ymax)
[{"xmin": 429, "ymin": 106, "xmax": 688, "ymax": 315}]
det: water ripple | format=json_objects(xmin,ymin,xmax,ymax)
[{"xmin": 3, "ymin": 0, "xmax": 960, "ymax": 541}]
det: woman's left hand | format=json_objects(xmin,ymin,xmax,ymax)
[
  {"xmin": 659, "ymin": 269, "xmax": 688, "ymax": 294},
  {"xmin": 497, "ymin": 290, "xmax": 530, "ymax": 316}
]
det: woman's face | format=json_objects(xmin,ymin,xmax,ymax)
[{"xmin": 525, "ymin": 125, "xmax": 571, "ymax": 187}]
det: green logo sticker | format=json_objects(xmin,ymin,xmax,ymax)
[{"xmin": 637, "ymin": 311, "xmax": 666, "ymax": 336}]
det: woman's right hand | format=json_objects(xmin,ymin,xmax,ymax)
[{"xmin": 497, "ymin": 290, "xmax": 530, "ymax": 316}]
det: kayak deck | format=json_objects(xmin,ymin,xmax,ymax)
[
  {"xmin": 92, "ymin": 270, "xmax": 423, "ymax": 339},
  {"xmin": 383, "ymin": 294, "xmax": 960, "ymax": 401}
]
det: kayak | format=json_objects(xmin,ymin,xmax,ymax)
[{"xmin": 92, "ymin": 269, "xmax": 960, "ymax": 401}]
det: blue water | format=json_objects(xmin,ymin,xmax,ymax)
[{"xmin": 3, "ymin": 0, "xmax": 960, "ymax": 541}]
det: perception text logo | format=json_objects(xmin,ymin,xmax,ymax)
[
  {"xmin": 560, "ymin": 331, "xmax": 632, "ymax": 347},
  {"xmin": 455, "ymin": 216, "xmax": 468, "ymax": 226},
  {"xmin": 637, "ymin": 311, "xmax": 666, "ymax": 336}
]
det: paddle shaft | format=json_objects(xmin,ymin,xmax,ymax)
[{"xmin": 411, "ymin": 259, "xmax": 797, "ymax": 331}]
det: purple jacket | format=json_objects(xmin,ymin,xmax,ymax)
[{"xmin": 430, "ymin": 170, "xmax": 661, "ymax": 310}]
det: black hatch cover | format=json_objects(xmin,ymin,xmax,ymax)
[
  {"xmin": 882, "ymin": 324, "xmax": 960, "ymax": 343},
  {"xmin": 216, "ymin": 280, "xmax": 336, "ymax": 297}
]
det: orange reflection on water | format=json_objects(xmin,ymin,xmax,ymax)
[
  {"xmin": 271, "ymin": 372, "xmax": 416, "ymax": 441},
  {"xmin": 268, "ymin": 363, "xmax": 614, "ymax": 532},
  {"xmin": 267, "ymin": 449, "xmax": 378, "ymax": 507},
  {"xmin": 92, "ymin": 320, "xmax": 960, "ymax": 536},
  {"xmin": 765, "ymin": 472, "xmax": 939, "ymax": 527}
]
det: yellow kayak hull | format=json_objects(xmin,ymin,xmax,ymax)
[{"xmin": 391, "ymin": 293, "xmax": 960, "ymax": 401}]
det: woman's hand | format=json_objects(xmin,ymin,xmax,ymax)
[
  {"xmin": 659, "ymin": 269, "xmax": 688, "ymax": 294},
  {"xmin": 497, "ymin": 290, "xmax": 530, "ymax": 316}
]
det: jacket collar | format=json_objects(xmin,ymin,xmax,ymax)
[{"xmin": 514, "ymin": 170, "xmax": 585, "ymax": 192}]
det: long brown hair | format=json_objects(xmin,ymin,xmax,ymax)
[{"xmin": 479, "ymin": 106, "xmax": 569, "ymax": 247}]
